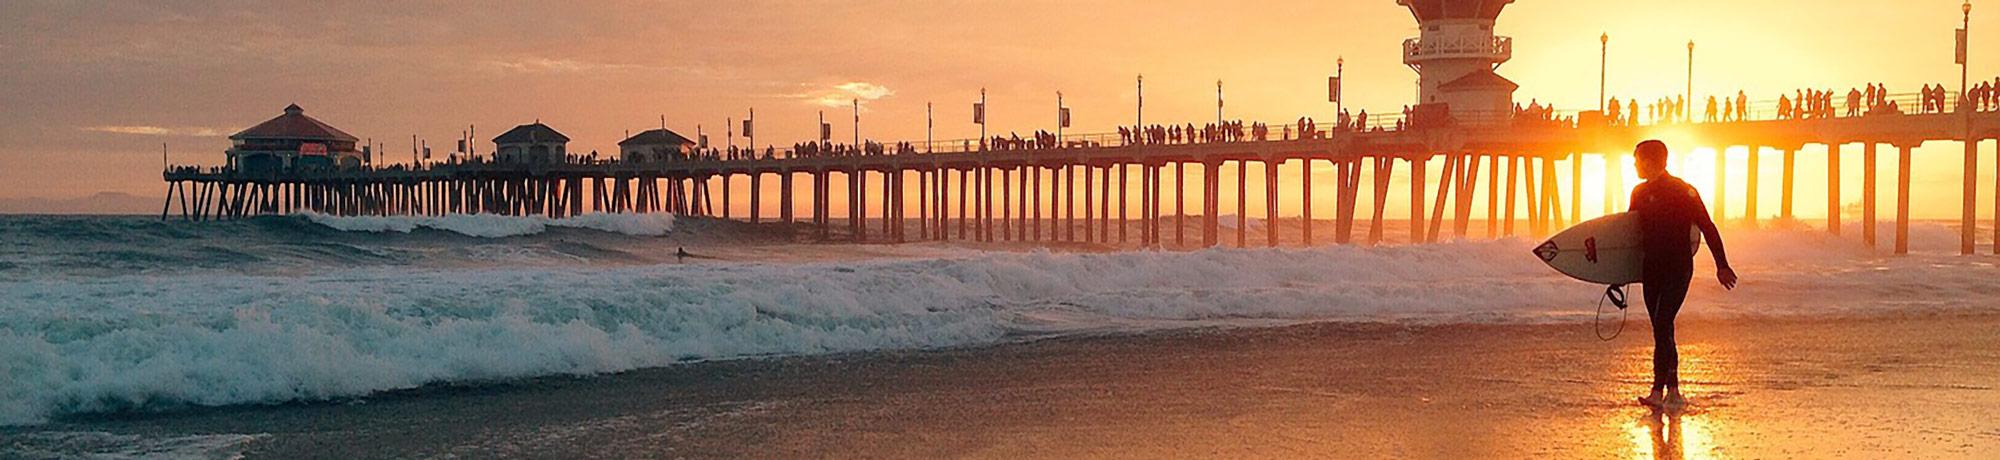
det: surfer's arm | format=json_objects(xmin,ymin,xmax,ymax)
[{"xmin": 1693, "ymin": 204, "xmax": 1738, "ymax": 289}]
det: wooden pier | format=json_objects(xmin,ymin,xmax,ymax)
[{"xmin": 165, "ymin": 101, "xmax": 2000, "ymax": 255}]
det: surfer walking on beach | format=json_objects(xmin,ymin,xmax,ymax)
[{"xmin": 1629, "ymin": 139, "xmax": 1738, "ymax": 410}]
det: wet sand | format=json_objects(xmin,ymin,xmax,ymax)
[{"xmin": 12, "ymin": 311, "xmax": 2000, "ymax": 459}]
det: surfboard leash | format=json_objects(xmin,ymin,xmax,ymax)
[{"xmin": 1595, "ymin": 284, "xmax": 1630, "ymax": 341}]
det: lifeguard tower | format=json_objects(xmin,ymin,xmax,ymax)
[{"xmin": 1399, "ymin": 0, "xmax": 1519, "ymax": 125}]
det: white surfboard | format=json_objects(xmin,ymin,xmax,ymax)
[{"xmin": 1532, "ymin": 213, "xmax": 1699, "ymax": 285}]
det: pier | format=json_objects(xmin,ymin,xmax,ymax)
[{"xmin": 164, "ymin": 100, "xmax": 2000, "ymax": 255}]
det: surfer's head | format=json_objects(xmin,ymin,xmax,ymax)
[{"xmin": 1634, "ymin": 140, "xmax": 1670, "ymax": 180}]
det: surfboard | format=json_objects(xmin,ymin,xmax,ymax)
[{"xmin": 1532, "ymin": 213, "xmax": 1699, "ymax": 285}]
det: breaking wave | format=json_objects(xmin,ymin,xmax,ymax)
[
  {"xmin": 301, "ymin": 212, "xmax": 675, "ymax": 238},
  {"xmin": 0, "ymin": 220, "xmax": 1993, "ymax": 425}
]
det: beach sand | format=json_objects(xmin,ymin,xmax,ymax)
[{"xmin": 11, "ymin": 311, "xmax": 1997, "ymax": 459}]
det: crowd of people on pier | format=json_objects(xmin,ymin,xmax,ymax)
[
  {"xmin": 1970, "ymin": 77, "xmax": 2000, "ymax": 112},
  {"xmin": 1117, "ymin": 121, "xmax": 1254, "ymax": 146},
  {"xmin": 1777, "ymin": 88, "xmax": 1838, "ymax": 120},
  {"xmin": 1599, "ymin": 79, "xmax": 2000, "ymax": 126},
  {"xmin": 782, "ymin": 140, "xmax": 930, "ymax": 158},
  {"xmin": 1511, "ymin": 99, "xmax": 1572, "ymax": 127},
  {"xmin": 1606, "ymin": 96, "xmax": 1705, "ymax": 126}
]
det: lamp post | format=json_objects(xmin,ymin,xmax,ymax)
[
  {"xmin": 1216, "ymin": 80, "xmax": 1224, "ymax": 126},
  {"xmin": 1136, "ymin": 75, "xmax": 1144, "ymax": 146},
  {"xmin": 980, "ymin": 88, "xmax": 988, "ymax": 151},
  {"xmin": 1335, "ymin": 57, "xmax": 1345, "ymax": 126},
  {"xmin": 1599, "ymin": 33, "xmax": 1608, "ymax": 112},
  {"xmin": 1686, "ymin": 40, "xmax": 1695, "ymax": 123}
]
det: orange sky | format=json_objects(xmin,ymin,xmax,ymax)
[{"xmin": 1, "ymin": 0, "xmax": 1994, "ymax": 218}]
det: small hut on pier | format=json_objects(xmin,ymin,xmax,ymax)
[
  {"xmin": 617, "ymin": 128, "xmax": 695, "ymax": 163},
  {"xmin": 227, "ymin": 104, "xmax": 363, "ymax": 174},
  {"xmin": 493, "ymin": 122, "xmax": 570, "ymax": 163}
]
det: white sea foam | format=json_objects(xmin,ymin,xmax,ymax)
[
  {"xmin": 300, "ymin": 212, "xmax": 675, "ymax": 237},
  {"xmin": 0, "ymin": 223, "xmax": 1993, "ymax": 425},
  {"xmin": 0, "ymin": 431, "xmax": 264, "ymax": 460}
]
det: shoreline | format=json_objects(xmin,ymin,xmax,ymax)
[{"xmin": 9, "ymin": 311, "xmax": 1998, "ymax": 458}]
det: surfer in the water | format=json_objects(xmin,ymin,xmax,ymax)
[{"xmin": 1630, "ymin": 139, "xmax": 1737, "ymax": 410}]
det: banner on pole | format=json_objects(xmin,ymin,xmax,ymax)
[
  {"xmin": 1329, "ymin": 76, "xmax": 1342, "ymax": 103},
  {"xmin": 820, "ymin": 123, "xmax": 832, "ymax": 141},
  {"xmin": 741, "ymin": 119, "xmax": 753, "ymax": 138},
  {"xmin": 1060, "ymin": 107, "xmax": 1071, "ymax": 128},
  {"xmin": 973, "ymin": 102, "xmax": 985, "ymax": 124},
  {"xmin": 1957, "ymin": 28, "xmax": 1969, "ymax": 65}
]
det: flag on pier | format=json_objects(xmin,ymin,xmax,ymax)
[
  {"xmin": 973, "ymin": 102, "xmax": 985, "ymax": 124},
  {"xmin": 1957, "ymin": 28, "xmax": 1969, "ymax": 65},
  {"xmin": 1060, "ymin": 107, "xmax": 1071, "ymax": 128},
  {"xmin": 742, "ymin": 119, "xmax": 753, "ymax": 138},
  {"xmin": 1329, "ymin": 76, "xmax": 1342, "ymax": 103}
]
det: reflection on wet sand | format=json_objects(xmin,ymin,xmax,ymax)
[
  {"xmin": 1611, "ymin": 335, "xmax": 1727, "ymax": 460},
  {"xmin": 1627, "ymin": 414, "xmax": 1717, "ymax": 460}
]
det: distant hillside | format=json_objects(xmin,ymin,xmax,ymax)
[{"xmin": 0, "ymin": 192, "xmax": 159, "ymax": 215}]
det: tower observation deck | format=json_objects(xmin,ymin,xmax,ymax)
[{"xmin": 1398, "ymin": 0, "xmax": 1518, "ymax": 125}]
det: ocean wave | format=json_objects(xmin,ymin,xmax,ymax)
[
  {"xmin": 0, "ymin": 223, "xmax": 1992, "ymax": 425},
  {"xmin": 300, "ymin": 212, "xmax": 676, "ymax": 238}
]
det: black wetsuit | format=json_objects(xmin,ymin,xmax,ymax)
[{"xmin": 1628, "ymin": 175, "xmax": 1719, "ymax": 389}]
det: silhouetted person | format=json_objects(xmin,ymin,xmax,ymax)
[
  {"xmin": 1847, "ymin": 87, "xmax": 1863, "ymax": 117},
  {"xmin": 676, "ymin": 247, "xmax": 691, "ymax": 263},
  {"xmin": 1629, "ymin": 139, "xmax": 1737, "ymax": 411},
  {"xmin": 1735, "ymin": 91, "xmax": 1748, "ymax": 121}
]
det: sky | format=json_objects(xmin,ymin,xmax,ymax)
[{"xmin": 1, "ymin": 0, "xmax": 1995, "ymax": 219}]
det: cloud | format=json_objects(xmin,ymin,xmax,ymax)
[
  {"xmin": 80, "ymin": 126, "xmax": 227, "ymax": 137},
  {"xmin": 482, "ymin": 57, "xmax": 644, "ymax": 74},
  {"xmin": 802, "ymin": 81, "xmax": 896, "ymax": 109},
  {"xmin": 835, "ymin": 82, "xmax": 894, "ymax": 100}
]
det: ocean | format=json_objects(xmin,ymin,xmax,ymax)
[{"xmin": 1, "ymin": 213, "xmax": 1995, "ymax": 457}]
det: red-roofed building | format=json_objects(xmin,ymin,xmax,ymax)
[
  {"xmin": 227, "ymin": 104, "xmax": 364, "ymax": 174},
  {"xmin": 493, "ymin": 122, "xmax": 570, "ymax": 164}
]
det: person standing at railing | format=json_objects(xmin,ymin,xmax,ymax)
[
  {"xmin": 1846, "ymin": 88, "xmax": 1862, "ymax": 117},
  {"xmin": 1977, "ymin": 82, "xmax": 1987, "ymax": 112},
  {"xmin": 1800, "ymin": 93, "xmax": 1810, "ymax": 119},
  {"xmin": 1879, "ymin": 83, "xmax": 1892, "ymax": 112},
  {"xmin": 1976, "ymin": 77, "xmax": 1992, "ymax": 110}
]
